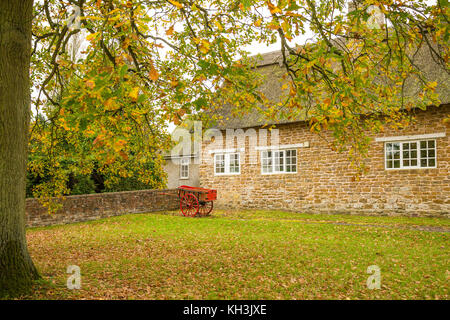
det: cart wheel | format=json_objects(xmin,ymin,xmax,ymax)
[
  {"xmin": 180, "ymin": 193, "xmax": 199, "ymax": 217},
  {"xmin": 199, "ymin": 201, "xmax": 213, "ymax": 216}
]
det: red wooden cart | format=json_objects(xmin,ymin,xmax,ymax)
[{"xmin": 177, "ymin": 185, "xmax": 217, "ymax": 217}]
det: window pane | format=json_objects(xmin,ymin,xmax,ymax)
[
  {"xmin": 274, "ymin": 151, "xmax": 284, "ymax": 172},
  {"xmin": 420, "ymin": 141, "xmax": 427, "ymax": 149},
  {"xmin": 428, "ymin": 140, "xmax": 435, "ymax": 148},
  {"xmin": 285, "ymin": 149, "xmax": 297, "ymax": 173},
  {"xmin": 421, "ymin": 159, "xmax": 427, "ymax": 167},
  {"xmin": 229, "ymin": 153, "xmax": 240, "ymax": 173},
  {"xmin": 180, "ymin": 158, "xmax": 189, "ymax": 178},
  {"xmin": 428, "ymin": 159, "xmax": 435, "ymax": 167},
  {"xmin": 393, "ymin": 160, "xmax": 400, "ymax": 168},
  {"xmin": 215, "ymin": 154, "xmax": 225, "ymax": 173},
  {"xmin": 261, "ymin": 151, "xmax": 272, "ymax": 173}
]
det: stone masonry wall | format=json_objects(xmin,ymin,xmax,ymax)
[
  {"xmin": 200, "ymin": 105, "xmax": 450, "ymax": 216},
  {"xmin": 26, "ymin": 189, "xmax": 179, "ymax": 227}
]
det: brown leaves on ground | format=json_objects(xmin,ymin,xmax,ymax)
[{"xmin": 22, "ymin": 210, "xmax": 449, "ymax": 300}]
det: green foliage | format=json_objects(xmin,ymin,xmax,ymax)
[{"xmin": 70, "ymin": 175, "xmax": 97, "ymax": 195}]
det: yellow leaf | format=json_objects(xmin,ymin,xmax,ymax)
[
  {"xmin": 108, "ymin": 8, "xmax": 120, "ymax": 15},
  {"xmin": 254, "ymin": 19, "xmax": 262, "ymax": 27},
  {"xmin": 268, "ymin": 2, "xmax": 282, "ymax": 14},
  {"xmin": 104, "ymin": 98, "xmax": 118, "ymax": 110},
  {"xmin": 86, "ymin": 32, "xmax": 99, "ymax": 41},
  {"xmin": 199, "ymin": 40, "xmax": 211, "ymax": 54},
  {"xmin": 214, "ymin": 20, "xmax": 223, "ymax": 31},
  {"xmin": 149, "ymin": 66, "xmax": 159, "ymax": 81},
  {"xmin": 266, "ymin": 21, "xmax": 280, "ymax": 30},
  {"xmin": 113, "ymin": 139, "xmax": 127, "ymax": 153},
  {"xmin": 166, "ymin": 25, "xmax": 174, "ymax": 36},
  {"xmin": 114, "ymin": 21, "xmax": 126, "ymax": 29},
  {"xmin": 129, "ymin": 87, "xmax": 139, "ymax": 102},
  {"xmin": 168, "ymin": 0, "xmax": 183, "ymax": 9},
  {"xmin": 121, "ymin": 37, "xmax": 131, "ymax": 49},
  {"xmin": 85, "ymin": 80, "xmax": 95, "ymax": 89},
  {"xmin": 427, "ymin": 81, "xmax": 438, "ymax": 90}
]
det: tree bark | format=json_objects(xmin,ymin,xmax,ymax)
[{"xmin": 0, "ymin": 0, "xmax": 39, "ymax": 297}]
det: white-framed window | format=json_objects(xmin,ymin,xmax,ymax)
[
  {"xmin": 180, "ymin": 157, "xmax": 189, "ymax": 179},
  {"xmin": 261, "ymin": 149, "xmax": 297, "ymax": 174},
  {"xmin": 214, "ymin": 153, "xmax": 240, "ymax": 175},
  {"xmin": 385, "ymin": 139, "xmax": 436, "ymax": 170}
]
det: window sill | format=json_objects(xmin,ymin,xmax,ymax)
[
  {"xmin": 385, "ymin": 166, "xmax": 437, "ymax": 171},
  {"xmin": 261, "ymin": 172, "xmax": 298, "ymax": 175}
]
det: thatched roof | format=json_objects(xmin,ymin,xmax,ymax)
[{"xmin": 210, "ymin": 44, "xmax": 450, "ymax": 130}]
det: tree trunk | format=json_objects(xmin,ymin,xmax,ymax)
[{"xmin": 0, "ymin": 0, "xmax": 39, "ymax": 297}]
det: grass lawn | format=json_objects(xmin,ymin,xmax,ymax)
[{"xmin": 23, "ymin": 210, "xmax": 449, "ymax": 300}]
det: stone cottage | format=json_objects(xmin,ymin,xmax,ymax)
[
  {"xmin": 199, "ymin": 50, "xmax": 449, "ymax": 216},
  {"xmin": 164, "ymin": 152, "xmax": 200, "ymax": 189}
]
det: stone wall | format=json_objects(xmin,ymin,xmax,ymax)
[
  {"xmin": 200, "ymin": 105, "xmax": 450, "ymax": 217},
  {"xmin": 26, "ymin": 189, "xmax": 179, "ymax": 227}
]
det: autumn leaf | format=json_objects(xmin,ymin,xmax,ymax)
[
  {"xmin": 168, "ymin": 0, "xmax": 183, "ymax": 9},
  {"xmin": 267, "ymin": 2, "xmax": 282, "ymax": 14},
  {"xmin": 323, "ymin": 98, "xmax": 332, "ymax": 107},
  {"xmin": 85, "ymin": 80, "xmax": 95, "ymax": 89},
  {"xmin": 149, "ymin": 66, "xmax": 159, "ymax": 81},
  {"xmin": 199, "ymin": 40, "xmax": 211, "ymax": 54},
  {"xmin": 92, "ymin": 134, "xmax": 104, "ymax": 146},
  {"xmin": 427, "ymin": 81, "xmax": 438, "ymax": 90},
  {"xmin": 129, "ymin": 87, "xmax": 140, "ymax": 102},
  {"xmin": 166, "ymin": 25, "xmax": 174, "ymax": 36},
  {"xmin": 86, "ymin": 32, "xmax": 99, "ymax": 41},
  {"xmin": 113, "ymin": 139, "xmax": 127, "ymax": 152},
  {"xmin": 214, "ymin": 20, "xmax": 223, "ymax": 31},
  {"xmin": 104, "ymin": 98, "xmax": 118, "ymax": 110},
  {"xmin": 121, "ymin": 37, "xmax": 131, "ymax": 49},
  {"xmin": 119, "ymin": 150, "xmax": 129, "ymax": 160},
  {"xmin": 266, "ymin": 21, "xmax": 280, "ymax": 30}
]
